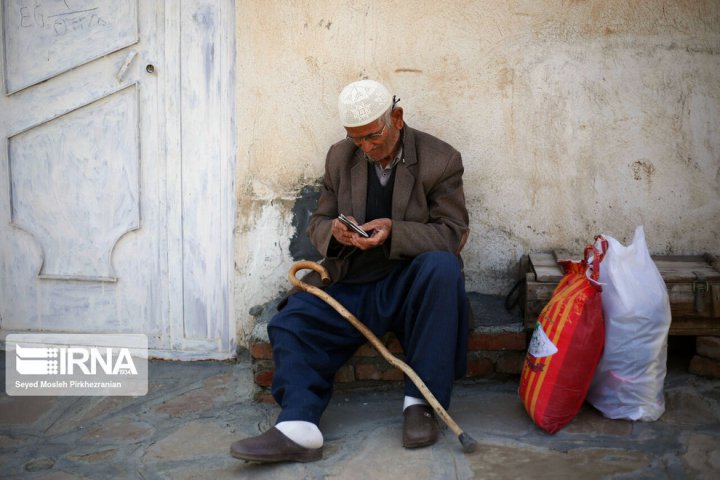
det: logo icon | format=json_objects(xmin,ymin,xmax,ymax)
[{"xmin": 15, "ymin": 344, "xmax": 59, "ymax": 375}]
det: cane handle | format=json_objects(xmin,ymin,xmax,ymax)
[{"xmin": 289, "ymin": 260, "xmax": 331, "ymax": 288}]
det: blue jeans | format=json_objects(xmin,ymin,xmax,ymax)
[{"xmin": 268, "ymin": 251, "xmax": 468, "ymax": 425}]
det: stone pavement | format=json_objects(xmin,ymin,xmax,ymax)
[{"xmin": 1, "ymin": 349, "xmax": 719, "ymax": 479}]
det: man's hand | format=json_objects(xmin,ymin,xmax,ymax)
[
  {"xmin": 332, "ymin": 215, "xmax": 362, "ymax": 246},
  {"xmin": 331, "ymin": 217, "xmax": 392, "ymax": 250},
  {"xmin": 351, "ymin": 218, "xmax": 391, "ymax": 250}
]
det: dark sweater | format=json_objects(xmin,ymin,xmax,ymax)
[{"xmin": 341, "ymin": 162, "xmax": 407, "ymax": 284}]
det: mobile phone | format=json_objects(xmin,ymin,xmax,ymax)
[{"xmin": 338, "ymin": 214, "xmax": 370, "ymax": 238}]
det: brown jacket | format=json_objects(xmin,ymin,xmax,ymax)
[{"xmin": 299, "ymin": 125, "xmax": 469, "ymax": 290}]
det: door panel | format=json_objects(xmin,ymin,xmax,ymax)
[
  {"xmin": 3, "ymin": 0, "xmax": 139, "ymax": 94},
  {"xmin": 9, "ymin": 85, "xmax": 140, "ymax": 281},
  {"xmin": 180, "ymin": 1, "xmax": 225, "ymax": 342}
]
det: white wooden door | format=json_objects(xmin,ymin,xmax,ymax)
[{"xmin": 0, "ymin": 0, "xmax": 235, "ymax": 359}]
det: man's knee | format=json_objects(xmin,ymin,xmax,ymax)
[{"xmin": 412, "ymin": 251, "xmax": 462, "ymax": 281}]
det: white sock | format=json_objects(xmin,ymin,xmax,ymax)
[
  {"xmin": 275, "ymin": 421, "xmax": 323, "ymax": 449},
  {"xmin": 403, "ymin": 395, "xmax": 429, "ymax": 412}
]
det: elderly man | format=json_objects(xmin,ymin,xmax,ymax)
[{"xmin": 231, "ymin": 79, "xmax": 469, "ymax": 463}]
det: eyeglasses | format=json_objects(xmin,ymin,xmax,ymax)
[{"xmin": 346, "ymin": 124, "xmax": 386, "ymax": 144}]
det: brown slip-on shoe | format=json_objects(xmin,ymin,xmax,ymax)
[
  {"xmin": 403, "ymin": 404, "xmax": 439, "ymax": 448},
  {"xmin": 230, "ymin": 427, "xmax": 323, "ymax": 463}
]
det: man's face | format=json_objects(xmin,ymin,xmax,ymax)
[{"xmin": 345, "ymin": 108, "xmax": 404, "ymax": 164}]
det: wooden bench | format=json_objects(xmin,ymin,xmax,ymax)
[{"xmin": 523, "ymin": 252, "xmax": 720, "ymax": 336}]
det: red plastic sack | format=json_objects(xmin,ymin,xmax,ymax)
[{"xmin": 519, "ymin": 239, "xmax": 607, "ymax": 433}]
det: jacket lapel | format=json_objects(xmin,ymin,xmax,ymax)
[
  {"xmin": 350, "ymin": 150, "xmax": 368, "ymax": 223},
  {"xmin": 392, "ymin": 127, "xmax": 417, "ymax": 220}
]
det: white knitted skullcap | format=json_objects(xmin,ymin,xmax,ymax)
[{"xmin": 338, "ymin": 80, "xmax": 393, "ymax": 127}]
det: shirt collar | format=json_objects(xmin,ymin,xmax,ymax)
[{"xmin": 374, "ymin": 147, "xmax": 402, "ymax": 170}]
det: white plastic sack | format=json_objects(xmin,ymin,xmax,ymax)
[{"xmin": 586, "ymin": 225, "xmax": 671, "ymax": 421}]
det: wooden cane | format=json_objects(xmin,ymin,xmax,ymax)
[{"xmin": 289, "ymin": 260, "xmax": 478, "ymax": 453}]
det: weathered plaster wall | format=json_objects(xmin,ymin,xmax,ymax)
[{"xmin": 234, "ymin": 1, "xmax": 720, "ymax": 344}]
